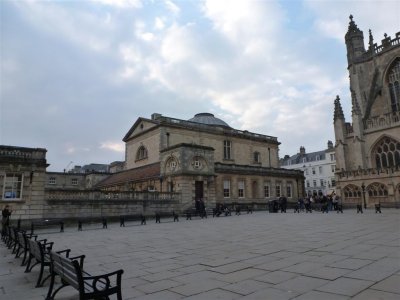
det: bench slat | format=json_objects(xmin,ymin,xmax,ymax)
[{"xmin": 48, "ymin": 251, "xmax": 123, "ymax": 300}]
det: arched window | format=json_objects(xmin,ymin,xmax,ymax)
[
  {"xmin": 343, "ymin": 184, "xmax": 362, "ymax": 202},
  {"xmin": 367, "ymin": 183, "xmax": 388, "ymax": 197},
  {"xmin": 136, "ymin": 146, "xmax": 148, "ymax": 160},
  {"xmin": 373, "ymin": 137, "xmax": 400, "ymax": 168},
  {"xmin": 388, "ymin": 59, "xmax": 400, "ymax": 112}
]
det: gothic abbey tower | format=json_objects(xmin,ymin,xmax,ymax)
[{"xmin": 334, "ymin": 16, "xmax": 400, "ymax": 207}]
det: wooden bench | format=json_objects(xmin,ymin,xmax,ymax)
[
  {"xmin": 155, "ymin": 212, "xmax": 179, "ymax": 223},
  {"xmin": 46, "ymin": 251, "xmax": 123, "ymax": 300},
  {"xmin": 6, "ymin": 226, "xmax": 19, "ymax": 253},
  {"xmin": 25, "ymin": 239, "xmax": 71, "ymax": 287},
  {"xmin": 15, "ymin": 231, "xmax": 39, "ymax": 266},
  {"xmin": 120, "ymin": 214, "xmax": 146, "ymax": 226},
  {"xmin": 78, "ymin": 217, "xmax": 107, "ymax": 231},
  {"xmin": 30, "ymin": 219, "xmax": 64, "ymax": 234},
  {"xmin": 375, "ymin": 203, "xmax": 382, "ymax": 213}
]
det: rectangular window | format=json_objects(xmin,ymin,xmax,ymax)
[
  {"xmin": 49, "ymin": 177, "xmax": 56, "ymax": 185},
  {"xmin": 238, "ymin": 180, "xmax": 245, "ymax": 198},
  {"xmin": 264, "ymin": 184, "xmax": 270, "ymax": 198},
  {"xmin": 331, "ymin": 165, "xmax": 335, "ymax": 172},
  {"xmin": 320, "ymin": 179, "xmax": 324, "ymax": 187},
  {"xmin": 330, "ymin": 153, "xmax": 335, "ymax": 161},
  {"xmin": 286, "ymin": 184, "xmax": 292, "ymax": 198},
  {"xmin": 3, "ymin": 173, "xmax": 23, "ymax": 199},
  {"xmin": 71, "ymin": 178, "xmax": 78, "ymax": 185},
  {"xmin": 305, "ymin": 169, "xmax": 309, "ymax": 175},
  {"xmin": 312, "ymin": 167, "xmax": 315, "ymax": 175},
  {"xmin": 331, "ymin": 179, "xmax": 336, "ymax": 187},
  {"xmin": 306, "ymin": 180, "xmax": 310, "ymax": 188},
  {"xmin": 319, "ymin": 166, "xmax": 323, "ymax": 174},
  {"xmin": 223, "ymin": 180, "xmax": 230, "ymax": 198},
  {"xmin": 254, "ymin": 152, "xmax": 260, "ymax": 163},
  {"xmin": 223, "ymin": 140, "xmax": 232, "ymax": 160},
  {"xmin": 313, "ymin": 180, "xmax": 317, "ymax": 187},
  {"xmin": 276, "ymin": 184, "xmax": 281, "ymax": 197}
]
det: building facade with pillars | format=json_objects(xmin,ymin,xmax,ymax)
[
  {"xmin": 334, "ymin": 16, "xmax": 400, "ymax": 207},
  {"xmin": 97, "ymin": 112, "xmax": 304, "ymax": 211},
  {"xmin": 280, "ymin": 141, "xmax": 336, "ymax": 197}
]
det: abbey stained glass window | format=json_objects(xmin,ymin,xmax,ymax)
[
  {"xmin": 373, "ymin": 137, "xmax": 400, "ymax": 168},
  {"xmin": 388, "ymin": 60, "xmax": 400, "ymax": 112}
]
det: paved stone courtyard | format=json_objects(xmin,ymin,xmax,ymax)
[{"xmin": 1, "ymin": 209, "xmax": 399, "ymax": 299}]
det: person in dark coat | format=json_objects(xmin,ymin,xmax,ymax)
[
  {"xmin": 280, "ymin": 196, "xmax": 287, "ymax": 213},
  {"xmin": 1, "ymin": 205, "xmax": 12, "ymax": 237}
]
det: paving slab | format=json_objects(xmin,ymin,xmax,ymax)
[
  {"xmin": 370, "ymin": 274, "xmax": 400, "ymax": 294},
  {"xmin": 1, "ymin": 209, "xmax": 399, "ymax": 299},
  {"xmin": 316, "ymin": 277, "xmax": 374, "ymax": 296}
]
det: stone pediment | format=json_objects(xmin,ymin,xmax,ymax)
[{"xmin": 122, "ymin": 118, "xmax": 158, "ymax": 142}]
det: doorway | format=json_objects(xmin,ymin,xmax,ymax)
[{"xmin": 195, "ymin": 181, "xmax": 204, "ymax": 200}]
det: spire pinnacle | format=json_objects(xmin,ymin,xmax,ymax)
[
  {"xmin": 334, "ymin": 95, "xmax": 345, "ymax": 121},
  {"xmin": 368, "ymin": 29, "xmax": 375, "ymax": 52},
  {"xmin": 346, "ymin": 14, "xmax": 362, "ymax": 37}
]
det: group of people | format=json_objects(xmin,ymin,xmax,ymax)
[
  {"xmin": 297, "ymin": 194, "xmax": 342, "ymax": 213},
  {"xmin": 1, "ymin": 205, "xmax": 12, "ymax": 237},
  {"xmin": 275, "ymin": 194, "xmax": 342, "ymax": 213}
]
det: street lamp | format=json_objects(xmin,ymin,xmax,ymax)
[{"xmin": 361, "ymin": 182, "xmax": 367, "ymax": 209}]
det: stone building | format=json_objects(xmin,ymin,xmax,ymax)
[
  {"xmin": 0, "ymin": 146, "xmax": 48, "ymax": 220},
  {"xmin": 96, "ymin": 113, "xmax": 304, "ymax": 210},
  {"xmin": 334, "ymin": 16, "xmax": 400, "ymax": 207},
  {"xmin": 280, "ymin": 141, "xmax": 336, "ymax": 197}
]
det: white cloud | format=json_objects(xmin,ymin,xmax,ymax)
[
  {"xmin": 12, "ymin": 1, "xmax": 115, "ymax": 52},
  {"xmin": 164, "ymin": 0, "xmax": 180, "ymax": 15},
  {"xmin": 305, "ymin": 0, "xmax": 400, "ymax": 43},
  {"xmin": 154, "ymin": 17, "xmax": 165, "ymax": 30},
  {"xmin": 100, "ymin": 142, "xmax": 125, "ymax": 152},
  {"xmin": 91, "ymin": 0, "xmax": 142, "ymax": 8}
]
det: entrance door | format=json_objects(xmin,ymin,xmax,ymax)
[{"xmin": 195, "ymin": 181, "xmax": 204, "ymax": 200}]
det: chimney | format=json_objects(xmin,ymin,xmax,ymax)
[
  {"xmin": 300, "ymin": 146, "xmax": 306, "ymax": 155},
  {"xmin": 151, "ymin": 113, "xmax": 162, "ymax": 120},
  {"xmin": 327, "ymin": 140, "xmax": 333, "ymax": 149}
]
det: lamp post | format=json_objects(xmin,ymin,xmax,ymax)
[{"xmin": 361, "ymin": 183, "xmax": 367, "ymax": 209}]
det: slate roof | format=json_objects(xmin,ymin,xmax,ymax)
[
  {"xmin": 95, "ymin": 162, "xmax": 160, "ymax": 188},
  {"xmin": 281, "ymin": 150, "xmax": 327, "ymax": 166}
]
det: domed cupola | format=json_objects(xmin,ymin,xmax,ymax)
[{"xmin": 188, "ymin": 113, "xmax": 230, "ymax": 128}]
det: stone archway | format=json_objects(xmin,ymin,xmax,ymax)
[
  {"xmin": 343, "ymin": 184, "xmax": 362, "ymax": 205},
  {"xmin": 366, "ymin": 182, "xmax": 389, "ymax": 205}
]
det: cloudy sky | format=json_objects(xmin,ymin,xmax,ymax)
[{"xmin": 1, "ymin": 0, "xmax": 399, "ymax": 171}]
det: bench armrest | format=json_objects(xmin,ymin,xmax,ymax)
[
  {"xmin": 83, "ymin": 269, "xmax": 124, "ymax": 289},
  {"xmin": 43, "ymin": 241, "xmax": 54, "ymax": 252},
  {"xmin": 56, "ymin": 248, "xmax": 71, "ymax": 258},
  {"xmin": 26, "ymin": 233, "xmax": 37, "ymax": 239},
  {"xmin": 37, "ymin": 238, "xmax": 47, "ymax": 243},
  {"xmin": 70, "ymin": 254, "xmax": 85, "ymax": 268}
]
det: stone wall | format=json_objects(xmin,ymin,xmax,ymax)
[{"xmin": 43, "ymin": 190, "xmax": 182, "ymax": 219}]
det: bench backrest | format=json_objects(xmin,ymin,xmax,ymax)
[
  {"xmin": 9, "ymin": 227, "xmax": 16, "ymax": 241},
  {"xmin": 17, "ymin": 231, "xmax": 26, "ymax": 248},
  {"xmin": 50, "ymin": 251, "xmax": 83, "ymax": 291},
  {"xmin": 28, "ymin": 239, "xmax": 44, "ymax": 261}
]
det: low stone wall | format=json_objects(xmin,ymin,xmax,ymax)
[{"xmin": 43, "ymin": 198, "xmax": 181, "ymax": 219}]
